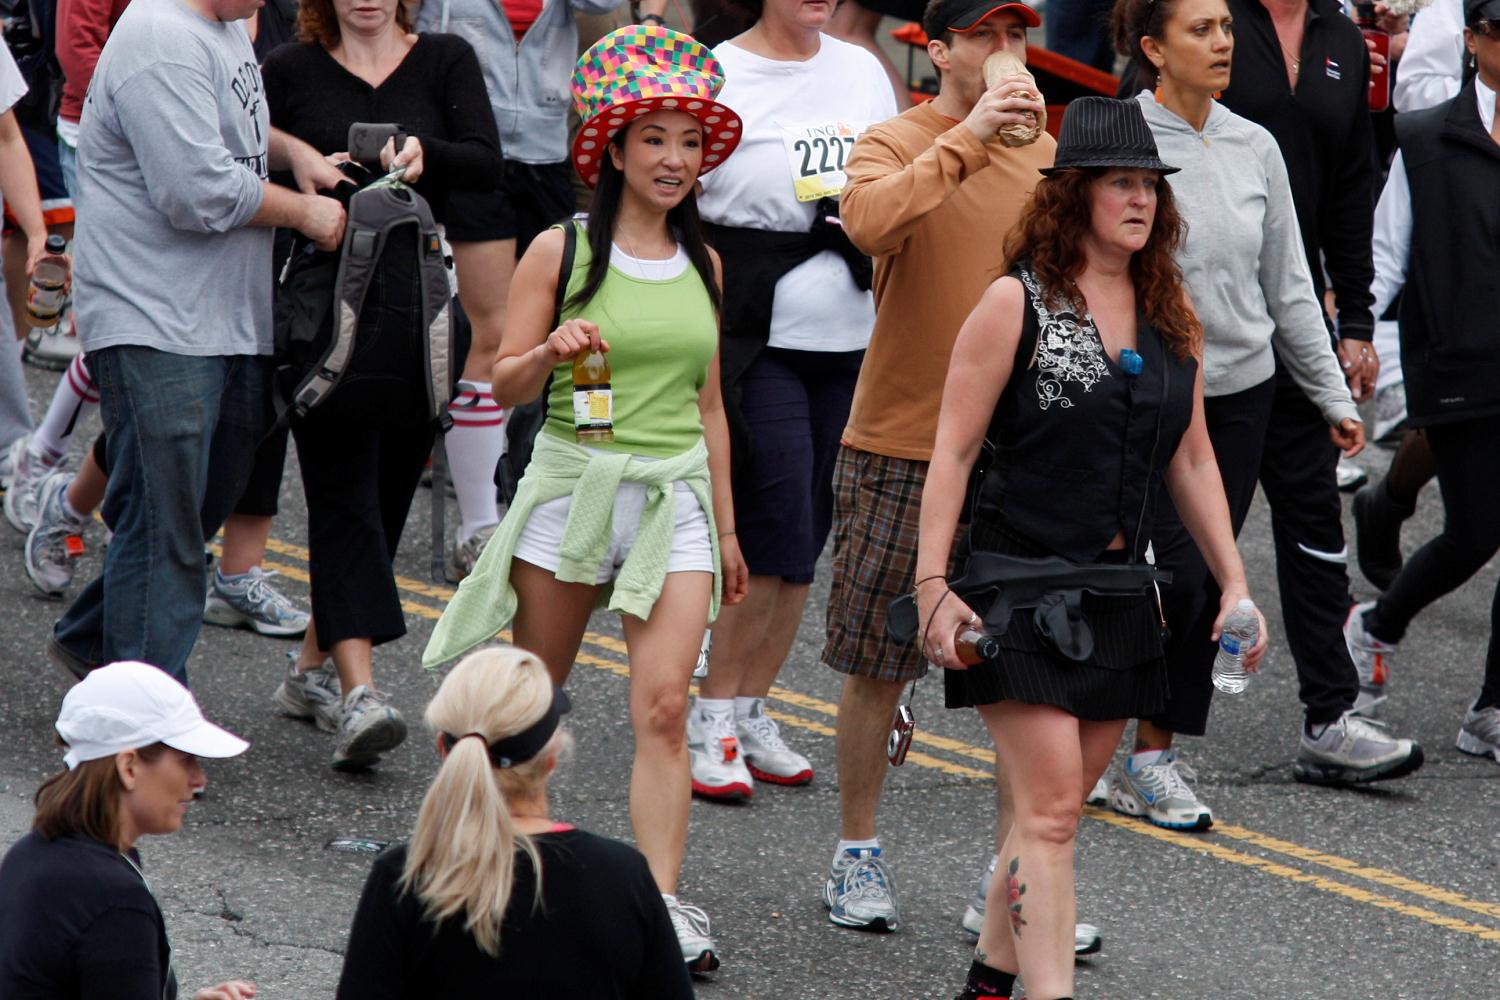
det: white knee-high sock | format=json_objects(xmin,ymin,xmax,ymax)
[
  {"xmin": 32, "ymin": 354, "xmax": 97, "ymax": 463},
  {"xmin": 445, "ymin": 379, "xmax": 505, "ymax": 542}
]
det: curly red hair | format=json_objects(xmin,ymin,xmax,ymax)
[
  {"xmin": 296, "ymin": 0, "xmax": 413, "ymax": 49},
  {"xmin": 1004, "ymin": 167, "xmax": 1201, "ymax": 360}
]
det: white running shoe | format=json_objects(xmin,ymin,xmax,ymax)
[
  {"xmin": 5, "ymin": 436, "xmax": 57, "ymax": 532},
  {"xmin": 663, "ymin": 893, "xmax": 719, "ymax": 973},
  {"xmin": 687, "ymin": 705, "xmax": 753, "ymax": 801},
  {"xmin": 1344, "ymin": 601, "xmax": 1395, "ymax": 717},
  {"xmin": 273, "ymin": 654, "xmax": 342, "ymax": 733},
  {"xmin": 332, "ymin": 686, "xmax": 407, "ymax": 769},
  {"xmin": 958, "ymin": 855, "xmax": 1104, "ymax": 957},
  {"xmin": 1457, "ymin": 703, "xmax": 1500, "ymax": 764},
  {"xmin": 1111, "ymin": 751, "xmax": 1214, "ymax": 831},
  {"xmin": 1086, "ymin": 773, "xmax": 1111, "ymax": 806},
  {"xmin": 25, "ymin": 471, "xmax": 88, "ymax": 598},
  {"xmin": 736, "ymin": 699, "xmax": 813, "ymax": 786}
]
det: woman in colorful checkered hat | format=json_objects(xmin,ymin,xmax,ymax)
[{"xmin": 424, "ymin": 24, "xmax": 748, "ymax": 975}]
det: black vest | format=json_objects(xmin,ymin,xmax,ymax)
[
  {"xmin": 1395, "ymin": 81, "xmax": 1500, "ymax": 427},
  {"xmin": 973, "ymin": 265, "xmax": 1197, "ymax": 562}
]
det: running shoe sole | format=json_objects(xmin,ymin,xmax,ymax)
[
  {"xmin": 746, "ymin": 763, "xmax": 813, "ymax": 786},
  {"xmin": 1457, "ymin": 729, "xmax": 1500, "ymax": 763},
  {"xmin": 1292, "ymin": 744, "xmax": 1425, "ymax": 786},
  {"xmin": 203, "ymin": 599, "xmax": 308, "ymax": 638},
  {"xmin": 333, "ymin": 716, "xmax": 408, "ymax": 770},
  {"xmin": 821, "ymin": 879, "xmax": 899, "ymax": 932},
  {"xmin": 690, "ymin": 777, "xmax": 752, "ymax": 800},
  {"xmin": 1110, "ymin": 786, "xmax": 1213, "ymax": 831}
]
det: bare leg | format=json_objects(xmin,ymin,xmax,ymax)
[
  {"xmin": 824, "ymin": 2, "xmax": 913, "ymax": 111},
  {"xmin": 976, "ymin": 703, "xmax": 1123, "ymax": 998},
  {"xmin": 835, "ymin": 672, "xmax": 906, "ymax": 841},
  {"xmin": 1134, "ymin": 718, "xmax": 1175, "ymax": 753},
  {"xmin": 293, "ymin": 620, "xmax": 376, "ymax": 692},
  {"xmin": 621, "ymin": 570, "xmax": 713, "ymax": 892},
  {"xmin": 66, "ymin": 448, "xmax": 107, "ymax": 515},
  {"xmin": 219, "ymin": 512, "xmax": 272, "ymax": 576},
  {"xmin": 453, "ymin": 239, "xmax": 515, "ymax": 383},
  {"xmin": 702, "ymin": 574, "xmax": 809, "ymax": 699},
  {"xmin": 509, "ymin": 556, "xmax": 602, "ymax": 688}
]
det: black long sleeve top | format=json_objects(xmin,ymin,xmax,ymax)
[
  {"xmin": 261, "ymin": 34, "xmax": 502, "ymax": 225},
  {"xmin": 1219, "ymin": 0, "xmax": 1377, "ymax": 342},
  {"xmin": 336, "ymin": 831, "xmax": 694, "ymax": 1000}
]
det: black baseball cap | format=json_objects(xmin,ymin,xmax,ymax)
[
  {"xmin": 927, "ymin": 0, "xmax": 1041, "ymax": 34},
  {"xmin": 1466, "ymin": 0, "xmax": 1500, "ymax": 25}
]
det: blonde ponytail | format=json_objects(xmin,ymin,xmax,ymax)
[{"xmin": 400, "ymin": 647, "xmax": 562, "ymax": 956}]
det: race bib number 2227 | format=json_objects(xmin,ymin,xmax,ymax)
[{"xmin": 779, "ymin": 121, "xmax": 866, "ymax": 202}]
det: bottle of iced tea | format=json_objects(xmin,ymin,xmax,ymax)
[
  {"xmin": 26, "ymin": 235, "xmax": 69, "ymax": 328},
  {"xmin": 572, "ymin": 348, "xmax": 613, "ymax": 443}
]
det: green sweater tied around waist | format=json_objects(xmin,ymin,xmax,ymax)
[{"xmin": 422, "ymin": 431, "xmax": 720, "ymax": 668}]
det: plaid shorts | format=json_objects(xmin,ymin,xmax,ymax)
[{"xmin": 822, "ymin": 446, "xmax": 963, "ymax": 684}]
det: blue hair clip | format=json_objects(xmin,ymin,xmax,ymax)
[{"xmin": 1120, "ymin": 348, "xmax": 1144, "ymax": 376}]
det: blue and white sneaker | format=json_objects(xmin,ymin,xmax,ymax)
[
  {"xmin": 204, "ymin": 565, "xmax": 310, "ymax": 638},
  {"xmin": 1111, "ymin": 750, "xmax": 1214, "ymax": 831},
  {"xmin": 823, "ymin": 847, "xmax": 901, "ymax": 931},
  {"xmin": 960, "ymin": 854, "xmax": 1103, "ymax": 956}
]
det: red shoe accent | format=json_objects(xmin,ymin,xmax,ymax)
[
  {"xmin": 719, "ymin": 736, "xmax": 739, "ymax": 762},
  {"xmin": 690, "ymin": 778, "xmax": 752, "ymax": 800},
  {"xmin": 748, "ymin": 764, "xmax": 814, "ymax": 786},
  {"xmin": 1371, "ymin": 654, "xmax": 1389, "ymax": 686}
]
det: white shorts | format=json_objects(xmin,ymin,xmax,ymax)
[{"xmin": 512, "ymin": 481, "xmax": 714, "ymax": 584}]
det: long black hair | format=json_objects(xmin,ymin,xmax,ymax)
[{"xmin": 563, "ymin": 126, "xmax": 723, "ymax": 317}]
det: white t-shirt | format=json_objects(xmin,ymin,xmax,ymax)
[
  {"xmin": 697, "ymin": 35, "xmax": 896, "ymax": 353},
  {"xmin": 0, "ymin": 46, "xmax": 29, "ymax": 118}
]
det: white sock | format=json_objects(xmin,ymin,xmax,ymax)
[
  {"xmin": 59, "ymin": 488, "xmax": 83, "ymax": 523},
  {"xmin": 733, "ymin": 696, "xmax": 761, "ymax": 720},
  {"xmin": 834, "ymin": 838, "xmax": 880, "ymax": 865},
  {"xmin": 1127, "ymin": 748, "xmax": 1169, "ymax": 773},
  {"xmin": 32, "ymin": 354, "xmax": 97, "ymax": 464},
  {"xmin": 694, "ymin": 697, "xmax": 734, "ymax": 721},
  {"xmin": 445, "ymin": 380, "xmax": 505, "ymax": 542}
]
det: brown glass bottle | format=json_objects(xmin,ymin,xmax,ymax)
[
  {"xmin": 572, "ymin": 348, "xmax": 614, "ymax": 443},
  {"xmin": 954, "ymin": 626, "xmax": 1000, "ymax": 666}
]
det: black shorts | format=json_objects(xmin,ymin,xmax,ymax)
[{"xmin": 445, "ymin": 159, "xmax": 575, "ymax": 253}]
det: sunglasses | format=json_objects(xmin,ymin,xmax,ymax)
[{"xmin": 1474, "ymin": 18, "xmax": 1500, "ymax": 36}]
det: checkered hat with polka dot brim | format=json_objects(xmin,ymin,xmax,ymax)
[{"xmin": 571, "ymin": 24, "xmax": 741, "ymax": 188}]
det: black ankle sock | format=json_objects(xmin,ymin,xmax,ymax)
[{"xmin": 954, "ymin": 959, "xmax": 1016, "ymax": 999}]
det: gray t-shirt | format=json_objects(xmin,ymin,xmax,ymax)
[{"xmin": 75, "ymin": 0, "xmax": 270, "ymax": 357}]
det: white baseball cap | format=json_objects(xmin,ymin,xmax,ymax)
[{"xmin": 55, "ymin": 661, "xmax": 250, "ymax": 770}]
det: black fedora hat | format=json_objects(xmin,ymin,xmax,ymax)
[{"xmin": 1040, "ymin": 96, "xmax": 1179, "ymax": 176}]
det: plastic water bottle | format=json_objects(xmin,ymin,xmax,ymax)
[{"xmin": 1212, "ymin": 599, "xmax": 1258, "ymax": 694}]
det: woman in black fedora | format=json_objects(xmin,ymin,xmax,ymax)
[{"xmin": 913, "ymin": 97, "xmax": 1263, "ymax": 1000}]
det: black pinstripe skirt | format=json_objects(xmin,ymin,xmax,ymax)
[{"xmin": 943, "ymin": 520, "xmax": 1170, "ymax": 721}]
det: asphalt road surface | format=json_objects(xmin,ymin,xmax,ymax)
[{"xmin": 0, "ymin": 362, "xmax": 1495, "ymax": 999}]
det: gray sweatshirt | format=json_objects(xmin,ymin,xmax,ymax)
[
  {"xmin": 75, "ymin": 0, "xmax": 270, "ymax": 357},
  {"xmin": 1134, "ymin": 91, "xmax": 1357, "ymax": 427}
]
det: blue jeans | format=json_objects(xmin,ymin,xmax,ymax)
[{"xmin": 53, "ymin": 346, "xmax": 268, "ymax": 684}]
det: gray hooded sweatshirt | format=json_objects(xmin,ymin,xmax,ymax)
[{"xmin": 1134, "ymin": 91, "xmax": 1358, "ymax": 427}]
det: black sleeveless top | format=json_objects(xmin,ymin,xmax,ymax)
[{"xmin": 972, "ymin": 264, "xmax": 1198, "ymax": 563}]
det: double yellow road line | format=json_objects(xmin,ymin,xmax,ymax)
[{"xmin": 245, "ymin": 534, "xmax": 1500, "ymax": 945}]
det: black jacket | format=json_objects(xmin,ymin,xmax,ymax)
[
  {"xmin": 1393, "ymin": 80, "xmax": 1500, "ymax": 427},
  {"xmin": 1218, "ymin": 0, "xmax": 1377, "ymax": 342}
]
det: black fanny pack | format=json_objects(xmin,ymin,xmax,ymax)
[{"xmin": 887, "ymin": 552, "xmax": 1171, "ymax": 663}]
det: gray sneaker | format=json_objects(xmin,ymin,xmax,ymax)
[
  {"xmin": 444, "ymin": 523, "xmax": 496, "ymax": 584},
  {"xmin": 959, "ymin": 855, "xmax": 1102, "ymax": 957},
  {"xmin": 662, "ymin": 893, "xmax": 719, "ymax": 973},
  {"xmin": 1112, "ymin": 751, "xmax": 1214, "ymax": 831},
  {"xmin": 5, "ymin": 436, "xmax": 58, "ymax": 532},
  {"xmin": 333, "ymin": 685, "xmax": 407, "ymax": 769},
  {"xmin": 204, "ymin": 566, "xmax": 310, "ymax": 637},
  {"xmin": 1293, "ymin": 713, "xmax": 1425, "ymax": 785},
  {"xmin": 1345, "ymin": 601, "xmax": 1395, "ymax": 717},
  {"xmin": 823, "ymin": 847, "xmax": 900, "ymax": 932},
  {"xmin": 273, "ymin": 655, "xmax": 342, "ymax": 733},
  {"xmin": 1457, "ymin": 703, "xmax": 1500, "ymax": 764},
  {"xmin": 25, "ymin": 471, "xmax": 88, "ymax": 598}
]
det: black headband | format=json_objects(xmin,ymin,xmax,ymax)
[{"xmin": 442, "ymin": 686, "xmax": 572, "ymax": 769}]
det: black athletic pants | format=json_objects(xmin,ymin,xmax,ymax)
[
  {"xmin": 1367, "ymin": 412, "xmax": 1500, "ymax": 710},
  {"xmin": 1151, "ymin": 363, "xmax": 1360, "ymax": 735}
]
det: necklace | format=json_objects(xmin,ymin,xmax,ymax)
[{"xmin": 1279, "ymin": 42, "xmax": 1301, "ymax": 78}]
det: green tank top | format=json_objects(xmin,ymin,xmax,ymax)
[{"xmin": 545, "ymin": 230, "xmax": 718, "ymax": 458}]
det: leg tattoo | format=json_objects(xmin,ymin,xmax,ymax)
[{"xmin": 1006, "ymin": 856, "xmax": 1027, "ymax": 936}]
